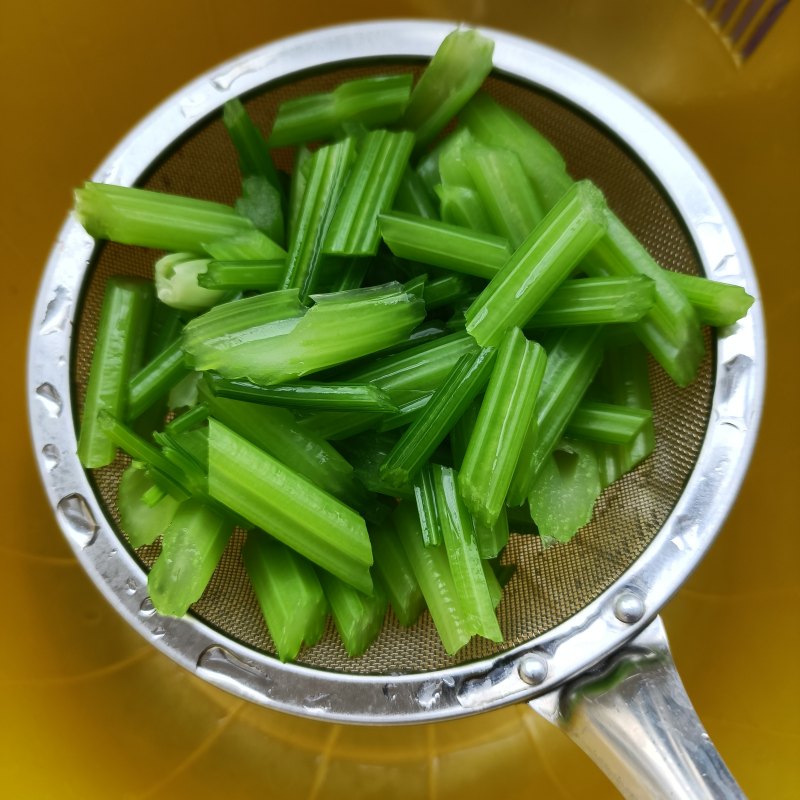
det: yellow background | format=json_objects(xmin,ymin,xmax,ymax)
[{"xmin": 3, "ymin": 1, "xmax": 799, "ymax": 797}]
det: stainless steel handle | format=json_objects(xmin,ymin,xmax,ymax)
[{"xmin": 529, "ymin": 616, "xmax": 745, "ymax": 799}]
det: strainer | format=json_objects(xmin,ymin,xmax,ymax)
[{"xmin": 28, "ymin": 20, "xmax": 764, "ymax": 799}]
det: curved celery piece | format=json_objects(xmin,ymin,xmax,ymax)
[{"xmin": 154, "ymin": 253, "xmax": 226, "ymax": 312}]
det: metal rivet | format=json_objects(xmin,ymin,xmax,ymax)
[
  {"xmin": 518, "ymin": 655, "xmax": 548, "ymax": 685},
  {"xmin": 614, "ymin": 591, "xmax": 645, "ymax": 624}
]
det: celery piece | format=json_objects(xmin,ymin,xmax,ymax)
[
  {"xmin": 203, "ymin": 229, "xmax": 286, "ymax": 262},
  {"xmin": 394, "ymin": 501, "xmax": 473, "ymax": 654},
  {"xmin": 377, "ymin": 391, "xmax": 433, "ymax": 433},
  {"xmin": 461, "ymin": 93, "xmax": 572, "ymax": 211},
  {"xmin": 168, "ymin": 372, "xmax": 202, "ymax": 412},
  {"xmin": 402, "ymin": 28, "xmax": 494, "ymax": 152},
  {"xmin": 127, "ymin": 339, "xmax": 189, "ymax": 421},
  {"xmin": 662, "ymin": 270, "xmax": 755, "ymax": 327},
  {"xmin": 507, "ymin": 326, "xmax": 604, "ymax": 505},
  {"xmin": 242, "ymin": 534, "xmax": 328, "ymax": 662},
  {"xmin": 222, "ymin": 98, "xmax": 282, "ymax": 192},
  {"xmin": 449, "ymin": 398, "xmax": 480, "ymax": 470},
  {"xmin": 370, "ymin": 521, "xmax": 425, "ymax": 627},
  {"xmin": 566, "ymin": 400, "xmax": 653, "ymax": 445},
  {"xmin": 528, "ymin": 439, "xmax": 602, "ymax": 544},
  {"xmin": 297, "ymin": 410, "xmax": 378, "ymax": 442},
  {"xmin": 269, "ymin": 74, "xmax": 413, "ymax": 147},
  {"xmin": 463, "ymin": 145, "xmax": 544, "ymax": 248},
  {"xmin": 423, "ymin": 275, "xmax": 475, "ymax": 311},
  {"xmin": 154, "ymin": 253, "xmax": 226, "ymax": 312},
  {"xmin": 584, "ymin": 211, "xmax": 704, "ymax": 387},
  {"xmin": 235, "ymin": 175, "xmax": 284, "ymax": 247},
  {"xmin": 207, "ymin": 419, "xmax": 373, "ymax": 594},
  {"xmin": 78, "ymin": 277, "xmax": 151, "ymax": 468},
  {"xmin": 459, "ymin": 329, "xmax": 547, "ymax": 526},
  {"xmin": 474, "ymin": 508, "xmax": 509, "ymax": 560},
  {"xmin": 465, "ymin": 181, "xmax": 608, "ymax": 347},
  {"xmin": 412, "ymin": 463, "xmax": 441, "ymax": 546},
  {"xmin": 196, "ymin": 259, "xmax": 285, "ymax": 291},
  {"xmin": 317, "ymin": 569, "xmax": 387, "ymax": 658},
  {"xmin": 326, "ymin": 257, "xmax": 369, "ymax": 293},
  {"xmin": 379, "ymin": 211, "xmax": 511, "ymax": 280},
  {"xmin": 380, "ymin": 347, "xmax": 495, "ymax": 489},
  {"xmin": 288, "ymin": 146, "xmax": 312, "ymax": 245},
  {"xmin": 339, "ymin": 431, "xmax": 414, "ymax": 501},
  {"xmin": 325, "ymin": 129, "xmax": 415, "ymax": 256},
  {"xmin": 432, "ymin": 465, "xmax": 502, "ymax": 642},
  {"xmin": 436, "ymin": 127, "xmax": 476, "ymax": 188},
  {"xmin": 118, "ymin": 462, "xmax": 180, "ymax": 548},
  {"xmin": 281, "ymin": 138, "xmax": 356, "ymax": 299},
  {"xmin": 524, "ymin": 275, "xmax": 656, "ymax": 328},
  {"xmin": 394, "ymin": 168, "xmax": 438, "ymax": 220},
  {"xmin": 75, "ymin": 182, "xmax": 255, "ymax": 254},
  {"xmin": 165, "ymin": 403, "xmax": 209, "ymax": 436},
  {"xmin": 145, "ymin": 301, "xmax": 184, "ymax": 362},
  {"xmin": 205, "ymin": 373, "xmax": 397, "ymax": 413},
  {"xmin": 482, "ymin": 560, "xmax": 504, "ymax": 609},
  {"xmin": 147, "ymin": 498, "xmax": 233, "ymax": 617},
  {"xmin": 436, "ymin": 185, "xmax": 495, "ymax": 234}
]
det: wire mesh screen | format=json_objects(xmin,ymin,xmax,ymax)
[{"xmin": 73, "ymin": 61, "xmax": 713, "ymax": 674}]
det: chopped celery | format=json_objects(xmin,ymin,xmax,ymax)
[
  {"xmin": 662, "ymin": 270, "xmax": 754, "ymax": 327},
  {"xmin": 78, "ymin": 277, "xmax": 151, "ymax": 468},
  {"xmin": 413, "ymin": 462, "xmax": 442, "ymax": 547},
  {"xmin": 465, "ymin": 180, "xmax": 608, "ymax": 347},
  {"xmin": 243, "ymin": 534, "xmax": 328, "ymax": 662},
  {"xmin": 207, "ymin": 419, "xmax": 373, "ymax": 594},
  {"xmin": 377, "ymin": 391, "xmax": 433, "ymax": 433},
  {"xmin": 235, "ymin": 175, "xmax": 284, "ymax": 247},
  {"xmin": 147, "ymin": 498, "xmax": 233, "ymax": 617},
  {"xmin": 288, "ymin": 146, "xmax": 312, "ymax": 244},
  {"xmin": 394, "ymin": 168, "xmax": 438, "ymax": 219},
  {"xmin": 153, "ymin": 253, "xmax": 226, "ymax": 312},
  {"xmin": 459, "ymin": 328, "xmax": 547, "ymax": 525},
  {"xmin": 566, "ymin": 400, "xmax": 653, "ymax": 444},
  {"xmin": 202, "ymin": 228, "xmax": 286, "ymax": 262},
  {"xmin": 127, "ymin": 339, "xmax": 189, "ymax": 421},
  {"xmin": 449, "ymin": 398, "xmax": 480, "ymax": 469},
  {"xmin": 196, "ymin": 259, "xmax": 285, "ymax": 291},
  {"xmin": 222, "ymin": 98, "xmax": 282, "ymax": 192},
  {"xmin": 118, "ymin": 462, "xmax": 180, "ymax": 547},
  {"xmin": 474, "ymin": 508, "xmax": 509, "ymax": 560},
  {"xmin": 370, "ymin": 521, "xmax": 425, "ymax": 627},
  {"xmin": 436, "ymin": 184, "xmax": 494, "ymax": 233},
  {"xmin": 165, "ymin": 403, "xmax": 209, "ymax": 435}
]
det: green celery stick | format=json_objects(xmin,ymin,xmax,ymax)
[
  {"xmin": 207, "ymin": 419, "xmax": 373, "ymax": 594},
  {"xmin": 168, "ymin": 372, "xmax": 202, "ymax": 412},
  {"xmin": 482, "ymin": 560, "xmax": 504, "ymax": 609},
  {"xmin": 75, "ymin": 182, "xmax": 256, "ymax": 254},
  {"xmin": 317, "ymin": 569, "xmax": 387, "ymax": 658},
  {"xmin": 339, "ymin": 431, "xmax": 414, "ymax": 501},
  {"xmin": 524, "ymin": 275, "xmax": 655, "ymax": 328},
  {"xmin": 662, "ymin": 270, "xmax": 755, "ymax": 327},
  {"xmin": 432, "ymin": 465, "xmax": 503, "ymax": 642},
  {"xmin": 463, "ymin": 144, "xmax": 544, "ymax": 248},
  {"xmin": 507, "ymin": 326, "xmax": 604, "ymax": 505},
  {"xmin": 461, "ymin": 92, "xmax": 572, "ymax": 210},
  {"xmin": 437, "ymin": 127, "xmax": 476, "ymax": 188},
  {"xmin": 528, "ymin": 439, "xmax": 602, "ymax": 545},
  {"xmin": 459, "ymin": 328, "xmax": 547, "ymax": 525},
  {"xmin": 325, "ymin": 257, "xmax": 369, "ymax": 293},
  {"xmin": 78, "ymin": 277, "xmax": 151, "ymax": 468},
  {"xmin": 401, "ymin": 28, "xmax": 494, "ymax": 152},
  {"xmin": 202, "ymin": 228, "xmax": 286, "ymax": 262},
  {"xmin": 235, "ymin": 175, "xmax": 284, "ymax": 247},
  {"xmin": 118, "ymin": 462, "xmax": 180, "ymax": 548},
  {"xmin": 165, "ymin": 403, "xmax": 210, "ymax": 436},
  {"xmin": 394, "ymin": 501, "xmax": 473, "ymax": 655},
  {"xmin": 380, "ymin": 347, "xmax": 496, "ymax": 488},
  {"xmin": 288, "ymin": 146, "xmax": 312, "ymax": 245},
  {"xmin": 465, "ymin": 180, "xmax": 608, "ymax": 347},
  {"xmin": 242, "ymin": 533, "xmax": 328, "ymax": 662},
  {"xmin": 144, "ymin": 301, "xmax": 184, "ymax": 362},
  {"xmin": 436, "ymin": 184, "xmax": 494, "ymax": 233},
  {"xmin": 370, "ymin": 520, "xmax": 425, "ymax": 627},
  {"xmin": 565, "ymin": 400, "xmax": 652, "ymax": 444},
  {"xmin": 196, "ymin": 259, "xmax": 285, "ymax": 291},
  {"xmin": 449, "ymin": 398, "xmax": 480, "ymax": 469},
  {"xmin": 474, "ymin": 508, "xmax": 509, "ymax": 560},
  {"xmin": 127, "ymin": 339, "xmax": 189, "ymax": 421},
  {"xmin": 377, "ymin": 391, "xmax": 433, "ymax": 433},
  {"xmin": 394, "ymin": 168, "xmax": 438, "ymax": 219},
  {"xmin": 379, "ymin": 211, "xmax": 511, "ymax": 280},
  {"xmin": 583, "ymin": 210, "xmax": 704, "ymax": 387},
  {"xmin": 147, "ymin": 498, "xmax": 233, "ymax": 616},
  {"xmin": 412, "ymin": 463, "xmax": 442, "ymax": 546},
  {"xmin": 269, "ymin": 74, "xmax": 413, "ymax": 147},
  {"xmin": 222, "ymin": 98, "xmax": 282, "ymax": 192},
  {"xmin": 297, "ymin": 410, "xmax": 380, "ymax": 442},
  {"xmin": 204, "ymin": 373, "xmax": 397, "ymax": 413},
  {"xmin": 325, "ymin": 129, "xmax": 415, "ymax": 256},
  {"xmin": 153, "ymin": 253, "xmax": 226, "ymax": 312},
  {"xmin": 281, "ymin": 138, "xmax": 356, "ymax": 299}
]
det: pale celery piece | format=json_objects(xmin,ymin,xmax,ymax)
[
  {"xmin": 75, "ymin": 182, "xmax": 256, "ymax": 254},
  {"xmin": 202, "ymin": 228, "xmax": 286, "ymax": 262},
  {"xmin": 207, "ymin": 419, "xmax": 373, "ymax": 594},
  {"xmin": 118, "ymin": 462, "xmax": 180, "ymax": 548},
  {"xmin": 402, "ymin": 28, "xmax": 494, "ymax": 152},
  {"xmin": 269, "ymin": 74, "xmax": 413, "ymax": 148},
  {"xmin": 154, "ymin": 253, "xmax": 225, "ymax": 312},
  {"xmin": 432, "ymin": 465, "xmax": 502, "ymax": 642},
  {"xmin": 243, "ymin": 534, "xmax": 328, "ymax": 662},
  {"xmin": 459, "ymin": 328, "xmax": 547, "ymax": 526},
  {"xmin": 394, "ymin": 502, "xmax": 473, "ymax": 655},
  {"xmin": 436, "ymin": 184, "xmax": 494, "ymax": 233},
  {"xmin": 465, "ymin": 180, "xmax": 608, "ymax": 347},
  {"xmin": 528, "ymin": 439, "xmax": 602, "ymax": 544},
  {"xmin": 565, "ymin": 400, "xmax": 653, "ymax": 445},
  {"xmin": 147, "ymin": 498, "xmax": 233, "ymax": 617},
  {"xmin": 412, "ymin": 463, "xmax": 442, "ymax": 547},
  {"xmin": 474, "ymin": 509, "xmax": 509, "ymax": 561},
  {"xmin": 78, "ymin": 277, "xmax": 151, "ymax": 468},
  {"xmin": 370, "ymin": 521, "xmax": 425, "ymax": 627},
  {"xmin": 662, "ymin": 270, "xmax": 754, "ymax": 327},
  {"xmin": 196, "ymin": 260, "xmax": 285, "ymax": 291}
]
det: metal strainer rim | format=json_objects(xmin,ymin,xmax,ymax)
[{"xmin": 28, "ymin": 20, "xmax": 765, "ymax": 724}]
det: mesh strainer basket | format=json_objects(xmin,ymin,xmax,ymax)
[{"xmin": 28, "ymin": 20, "xmax": 765, "ymax": 799}]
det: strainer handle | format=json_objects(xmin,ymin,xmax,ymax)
[{"xmin": 528, "ymin": 616, "xmax": 745, "ymax": 799}]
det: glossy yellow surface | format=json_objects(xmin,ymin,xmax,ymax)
[{"xmin": 4, "ymin": 2, "xmax": 799, "ymax": 797}]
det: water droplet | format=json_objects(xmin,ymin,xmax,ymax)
[
  {"xmin": 40, "ymin": 285, "xmax": 72, "ymax": 335},
  {"xmin": 125, "ymin": 578, "xmax": 138, "ymax": 595},
  {"xmin": 211, "ymin": 56, "xmax": 265, "ymax": 91},
  {"xmin": 304, "ymin": 692, "xmax": 331, "ymax": 709},
  {"xmin": 57, "ymin": 494, "xmax": 97, "ymax": 547},
  {"xmin": 57, "ymin": 356, "xmax": 66, "ymax": 368},
  {"xmin": 672, "ymin": 514, "xmax": 700, "ymax": 552},
  {"xmin": 382, "ymin": 682, "xmax": 400, "ymax": 702},
  {"xmin": 139, "ymin": 597, "xmax": 156, "ymax": 617},
  {"xmin": 151, "ymin": 626, "xmax": 166, "ymax": 639},
  {"xmin": 42, "ymin": 443, "xmax": 60, "ymax": 470},
  {"xmin": 416, "ymin": 680, "xmax": 443, "ymax": 709},
  {"xmin": 179, "ymin": 92, "xmax": 209, "ymax": 119},
  {"xmin": 35, "ymin": 383, "xmax": 62, "ymax": 417}
]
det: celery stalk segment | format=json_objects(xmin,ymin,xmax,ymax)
[
  {"xmin": 197, "ymin": 260, "xmax": 285, "ymax": 291},
  {"xmin": 370, "ymin": 521, "xmax": 425, "ymax": 627},
  {"xmin": 662, "ymin": 270, "xmax": 754, "ymax": 327},
  {"xmin": 222, "ymin": 98, "xmax": 283, "ymax": 193},
  {"xmin": 127, "ymin": 338, "xmax": 189, "ymax": 421},
  {"xmin": 566, "ymin": 400, "xmax": 653, "ymax": 445},
  {"xmin": 118, "ymin": 462, "xmax": 180, "ymax": 548},
  {"xmin": 412, "ymin": 463, "xmax": 442, "ymax": 547}
]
